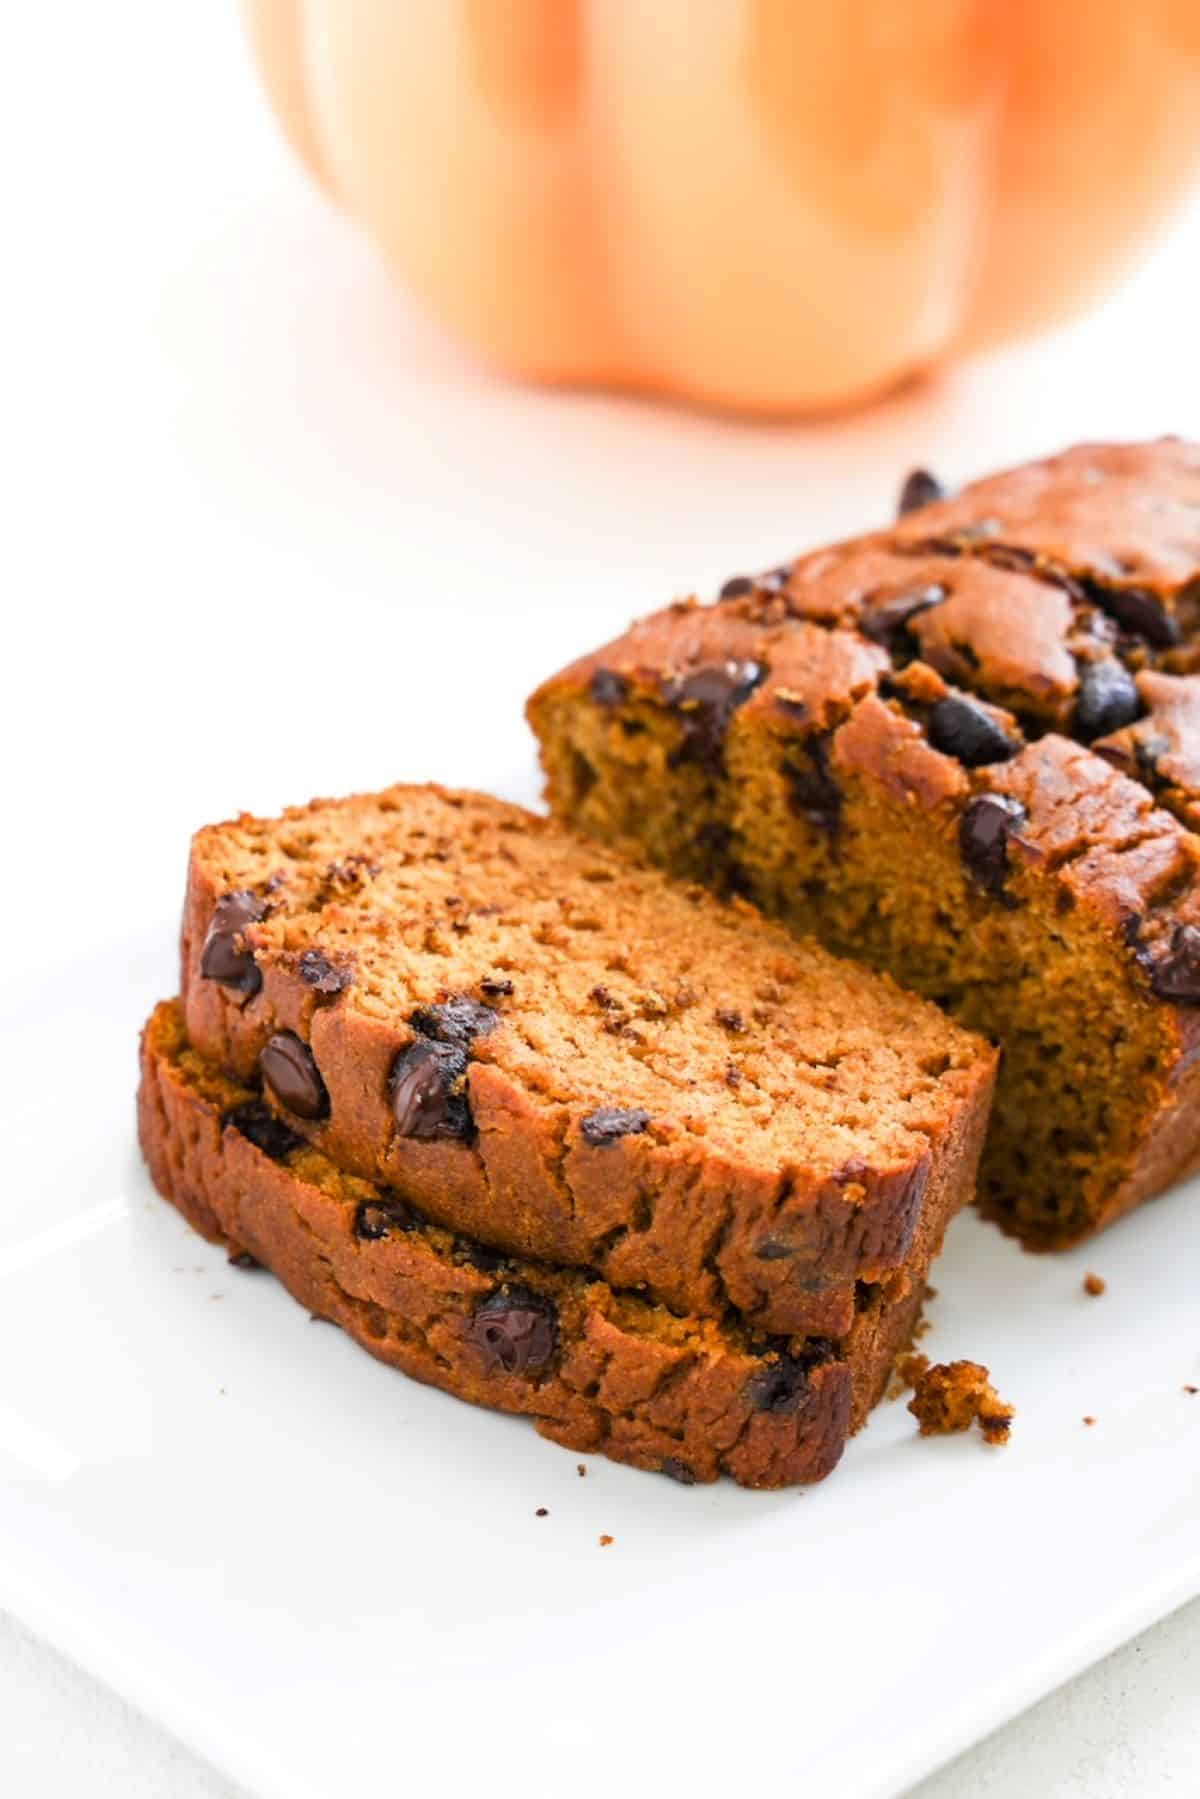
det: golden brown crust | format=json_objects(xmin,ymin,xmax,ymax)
[
  {"xmin": 179, "ymin": 785, "xmax": 993, "ymax": 1337},
  {"xmin": 892, "ymin": 438, "xmax": 1200, "ymax": 610},
  {"xmin": 137, "ymin": 1001, "xmax": 945, "ymax": 1489}
]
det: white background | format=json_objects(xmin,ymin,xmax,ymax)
[{"xmin": 2, "ymin": 6, "xmax": 1199, "ymax": 1795}]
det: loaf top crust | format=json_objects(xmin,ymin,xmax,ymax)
[
  {"xmin": 529, "ymin": 439, "xmax": 1200, "ymax": 1011},
  {"xmin": 891, "ymin": 437, "xmax": 1200, "ymax": 604}
]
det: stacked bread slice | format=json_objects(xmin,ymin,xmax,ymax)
[{"xmin": 139, "ymin": 784, "xmax": 995, "ymax": 1486}]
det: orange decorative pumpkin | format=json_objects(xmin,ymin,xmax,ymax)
[{"xmin": 244, "ymin": 0, "xmax": 1200, "ymax": 415}]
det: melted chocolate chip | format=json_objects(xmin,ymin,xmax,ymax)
[
  {"xmin": 754, "ymin": 1238, "xmax": 794, "ymax": 1261},
  {"xmin": 715, "ymin": 1008, "xmax": 745, "ymax": 1034},
  {"xmin": 200, "ymin": 891, "xmax": 267, "ymax": 998},
  {"xmin": 661, "ymin": 1457, "xmax": 697, "ymax": 1485},
  {"xmin": 222, "ymin": 1100, "xmax": 303, "ymax": 1161},
  {"xmin": 1131, "ymin": 733, "xmax": 1172, "ymax": 786},
  {"xmin": 298, "ymin": 949, "xmax": 352, "ymax": 995},
  {"xmin": 589, "ymin": 668, "xmax": 630, "ymax": 707},
  {"xmin": 1149, "ymin": 923, "xmax": 1200, "ymax": 1003},
  {"xmin": 456, "ymin": 1240, "xmax": 508, "ymax": 1275},
  {"xmin": 1088, "ymin": 584, "xmax": 1180, "ymax": 649},
  {"xmin": 959, "ymin": 793, "xmax": 1027, "ymax": 897},
  {"xmin": 354, "ymin": 1190, "xmax": 423, "ymax": 1241},
  {"xmin": 410, "ymin": 997, "xmax": 499, "ymax": 1048},
  {"xmin": 580, "ymin": 1106, "xmax": 651, "ymax": 1148},
  {"xmin": 759, "ymin": 566, "xmax": 793, "ymax": 593},
  {"xmin": 745, "ymin": 1343, "xmax": 834, "ymax": 1415},
  {"xmin": 466, "ymin": 1285, "xmax": 557, "ymax": 1376},
  {"xmin": 785, "ymin": 734, "xmax": 842, "ymax": 835},
  {"xmin": 227, "ymin": 1250, "xmax": 260, "ymax": 1270},
  {"xmin": 1073, "ymin": 659, "xmax": 1142, "ymax": 742},
  {"xmin": 859, "ymin": 584, "xmax": 946, "ymax": 652},
  {"xmin": 389, "ymin": 1039, "xmax": 472, "ymax": 1140},
  {"xmin": 897, "ymin": 468, "xmax": 946, "ymax": 516},
  {"xmin": 718, "ymin": 574, "xmax": 754, "ymax": 600},
  {"xmin": 665, "ymin": 659, "xmax": 766, "ymax": 772},
  {"xmin": 929, "ymin": 694, "xmax": 1020, "ymax": 767},
  {"xmin": 260, "ymin": 1031, "xmax": 330, "ymax": 1120},
  {"xmin": 479, "ymin": 976, "xmax": 514, "ymax": 998}
]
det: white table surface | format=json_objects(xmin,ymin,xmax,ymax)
[{"xmin": 3, "ymin": 6, "xmax": 1200, "ymax": 1794}]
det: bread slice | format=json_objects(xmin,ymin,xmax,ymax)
[
  {"xmin": 528, "ymin": 438, "xmax": 1200, "ymax": 1246},
  {"xmin": 139, "ymin": 1000, "xmax": 947, "ymax": 1488},
  {"xmin": 180, "ymin": 784, "xmax": 994, "ymax": 1337}
]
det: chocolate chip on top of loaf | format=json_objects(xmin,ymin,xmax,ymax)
[
  {"xmin": 180, "ymin": 784, "xmax": 994, "ymax": 1340},
  {"xmin": 528, "ymin": 438, "xmax": 1200, "ymax": 1248},
  {"xmin": 138, "ymin": 1000, "xmax": 954, "ymax": 1489}
]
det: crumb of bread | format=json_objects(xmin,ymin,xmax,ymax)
[
  {"xmin": 1083, "ymin": 1272, "xmax": 1106, "ymax": 1296},
  {"xmin": 906, "ymin": 1359, "xmax": 1014, "ymax": 1445},
  {"xmin": 888, "ymin": 1350, "xmax": 930, "ymax": 1400},
  {"xmin": 1185, "ymin": 1386, "xmax": 1198, "ymax": 1397},
  {"xmin": 599, "ymin": 1534, "xmax": 614, "ymax": 1547},
  {"xmin": 1083, "ymin": 1415, "xmax": 1097, "ymax": 1426}
]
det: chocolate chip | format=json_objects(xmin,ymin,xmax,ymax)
[
  {"xmin": 785, "ymin": 734, "xmax": 842, "ymax": 835},
  {"xmin": 929, "ymin": 694, "xmax": 1020, "ymax": 767},
  {"xmin": 897, "ymin": 468, "xmax": 945, "ymax": 516},
  {"xmin": 354, "ymin": 1190, "xmax": 423, "ymax": 1240},
  {"xmin": 664, "ymin": 659, "xmax": 766, "ymax": 771},
  {"xmin": 480, "ymin": 976, "xmax": 514, "ymax": 998},
  {"xmin": 1135, "ymin": 733, "xmax": 1172, "ymax": 780},
  {"xmin": 580, "ymin": 1106, "xmax": 651, "ymax": 1147},
  {"xmin": 759, "ymin": 566, "xmax": 793, "ymax": 593},
  {"xmin": 466, "ymin": 1285, "xmax": 557, "ymax": 1376},
  {"xmin": 1073, "ymin": 659, "xmax": 1142, "ymax": 742},
  {"xmin": 859, "ymin": 584, "xmax": 946, "ymax": 652},
  {"xmin": 389, "ymin": 1039, "xmax": 472, "ymax": 1140},
  {"xmin": 455, "ymin": 1240, "xmax": 508, "ymax": 1274},
  {"xmin": 410, "ymin": 997, "xmax": 499, "ymax": 1048},
  {"xmin": 718, "ymin": 575, "xmax": 754, "ymax": 600},
  {"xmin": 589, "ymin": 668, "xmax": 630, "ymax": 707},
  {"xmin": 298, "ymin": 949, "xmax": 352, "ymax": 995},
  {"xmin": 745, "ymin": 1344, "xmax": 834, "ymax": 1415},
  {"xmin": 661, "ymin": 1457, "xmax": 697, "ymax": 1485},
  {"xmin": 754, "ymin": 1239, "xmax": 794, "ymax": 1261},
  {"xmin": 715, "ymin": 1008, "xmax": 745, "ymax": 1034},
  {"xmin": 1149, "ymin": 924, "xmax": 1200, "ymax": 1003},
  {"xmin": 1090, "ymin": 584, "xmax": 1181, "ymax": 649},
  {"xmin": 959, "ymin": 793, "xmax": 1027, "ymax": 897},
  {"xmin": 260, "ymin": 1031, "xmax": 329, "ymax": 1120},
  {"xmin": 222, "ymin": 1100, "xmax": 303, "ymax": 1161},
  {"xmin": 200, "ymin": 891, "xmax": 267, "ymax": 997},
  {"xmin": 227, "ymin": 1250, "xmax": 260, "ymax": 1270}
]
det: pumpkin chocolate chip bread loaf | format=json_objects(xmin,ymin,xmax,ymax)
[
  {"xmin": 528, "ymin": 438, "xmax": 1200, "ymax": 1247},
  {"xmin": 179, "ymin": 784, "xmax": 994, "ymax": 1339},
  {"xmin": 138, "ymin": 1000, "xmax": 952, "ymax": 1488}
]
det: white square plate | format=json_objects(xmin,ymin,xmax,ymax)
[{"xmin": 1, "ymin": 923, "xmax": 1198, "ymax": 1799}]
